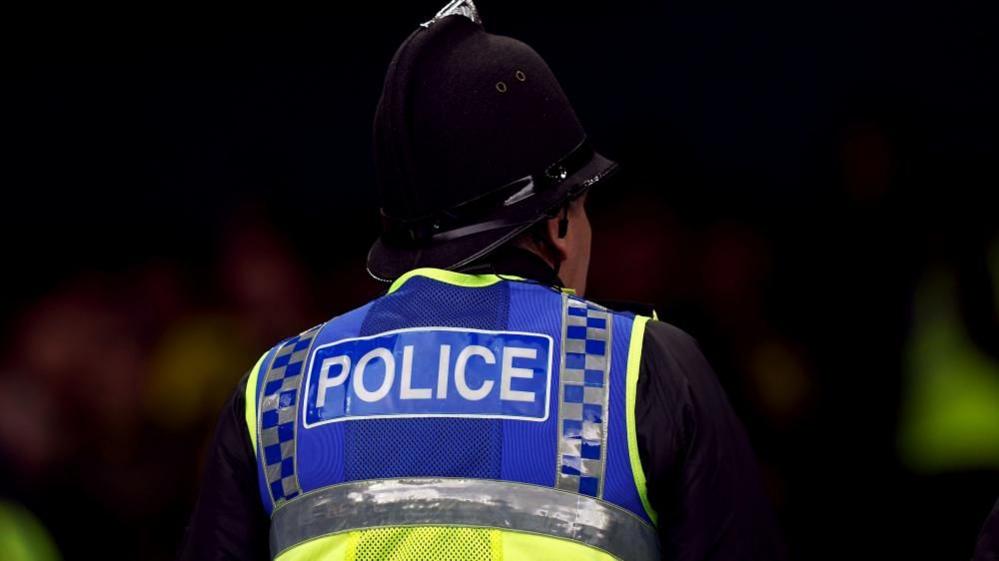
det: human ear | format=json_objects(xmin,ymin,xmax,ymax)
[{"xmin": 544, "ymin": 214, "xmax": 569, "ymax": 262}]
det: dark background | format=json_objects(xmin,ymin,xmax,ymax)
[{"xmin": 2, "ymin": 1, "xmax": 997, "ymax": 559}]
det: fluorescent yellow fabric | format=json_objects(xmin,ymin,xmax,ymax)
[
  {"xmin": 387, "ymin": 268, "xmax": 524, "ymax": 294},
  {"xmin": 275, "ymin": 532, "xmax": 353, "ymax": 561},
  {"xmin": 273, "ymin": 528, "xmax": 620, "ymax": 561},
  {"xmin": 352, "ymin": 527, "xmax": 495, "ymax": 560},
  {"xmin": 500, "ymin": 531, "xmax": 618, "ymax": 560},
  {"xmin": 244, "ymin": 351, "xmax": 269, "ymax": 452},
  {"xmin": 626, "ymin": 315, "xmax": 657, "ymax": 524}
]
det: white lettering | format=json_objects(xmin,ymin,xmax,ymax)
[
  {"xmin": 399, "ymin": 345, "xmax": 431, "ymax": 399},
  {"xmin": 501, "ymin": 346, "xmax": 537, "ymax": 402},
  {"xmin": 316, "ymin": 355, "xmax": 350, "ymax": 408},
  {"xmin": 437, "ymin": 344, "xmax": 451, "ymax": 399},
  {"xmin": 353, "ymin": 348, "xmax": 395, "ymax": 402},
  {"xmin": 454, "ymin": 345, "xmax": 495, "ymax": 401}
]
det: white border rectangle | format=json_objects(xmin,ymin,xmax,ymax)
[{"xmin": 301, "ymin": 326, "xmax": 554, "ymax": 429}]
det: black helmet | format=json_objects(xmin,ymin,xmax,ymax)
[{"xmin": 366, "ymin": 0, "xmax": 618, "ymax": 281}]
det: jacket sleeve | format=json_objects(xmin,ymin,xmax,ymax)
[
  {"xmin": 635, "ymin": 320, "xmax": 787, "ymax": 561},
  {"xmin": 178, "ymin": 373, "xmax": 270, "ymax": 561},
  {"xmin": 974, "ymin": 496, "xmax": 999, "ymax": 561}
]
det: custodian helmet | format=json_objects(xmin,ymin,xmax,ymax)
[{"xmin": 367, "ymin": 0, "xmax": 618, "ymax": 281}]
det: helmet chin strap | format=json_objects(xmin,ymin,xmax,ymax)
[
  {"xmin": 554, "ymin": 203, "xmax": 569, "ymax": 275},
  {"xmin": 557, "ymin": 203, "xmax": 569, "ymax": 239}
]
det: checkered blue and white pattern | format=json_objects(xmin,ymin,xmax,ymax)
[
  {"xmin": 556, "ymin": 295, "xmax": 612, "ymax": 497},
  {"xmin": 258, "ymin": 323, "xmax": 323, "ymax": 506}
]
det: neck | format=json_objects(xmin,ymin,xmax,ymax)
[{"xmin": 456, "ymin": 246, "xmax": 562, "ymax": 287}]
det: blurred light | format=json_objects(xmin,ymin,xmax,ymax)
[
  {"xmin": 898, "ymin": 242, "xmax": 999, "ymax": 473},
  {"xmin": 0, "ymin": 501, "xmax": 60, "ymax": 561},
  {"xmin": 749, "ymin": 340, "xmax": 813, "ymax": 428}
]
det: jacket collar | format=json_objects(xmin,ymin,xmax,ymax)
[
  {"xmin": 388, "ymin": 247, "xmax": 563, "ymax": 294},
  {"xmin": 388, "ymin": 248, "xmax": 658, "ymax": 317},
  {"xmin": 458, "ymin": 246, "xmax": 563, "ymax": 287}
]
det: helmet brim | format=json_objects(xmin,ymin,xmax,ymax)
[{"xmin": 366, "ymin": 151, "xmax": 618, "ymax": 282}]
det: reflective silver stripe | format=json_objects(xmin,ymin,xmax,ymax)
[
  {"xmin": 269, "ymin": 478, "xmax": 659, "ymax": 560},
  {"xmin": 557, "ymin": 294, "xmax": 613, "ymax": 496}
]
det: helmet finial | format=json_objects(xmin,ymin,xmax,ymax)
[{"xmin": 421, "ymin": 0, "xmax": 481, "ymax": 28}]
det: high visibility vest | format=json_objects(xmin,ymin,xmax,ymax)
[{"xmin": 246, "ymin": 269, "xmax": 659, "ymax": 560}]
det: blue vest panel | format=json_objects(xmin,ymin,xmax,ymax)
[{"xmin": 252, "ymin": 272, "xmax": 651, "ymax": 526}]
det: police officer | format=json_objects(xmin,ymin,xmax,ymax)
[{"xmin": 181, "ymin": 2, "xmax": 786, "ymax": 559}]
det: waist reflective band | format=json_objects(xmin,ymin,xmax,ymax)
[{"xmin": 269, "ymin": 478, "xmax": 659, "ymax": 560}]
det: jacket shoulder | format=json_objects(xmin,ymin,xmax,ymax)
[
  {"xmin": 642, "ymin": 320, "xmax": 700, "ymax": 351},
  {"xmin": 637, "ymin": 319, "xmax": 710, "ymax": 378}
]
